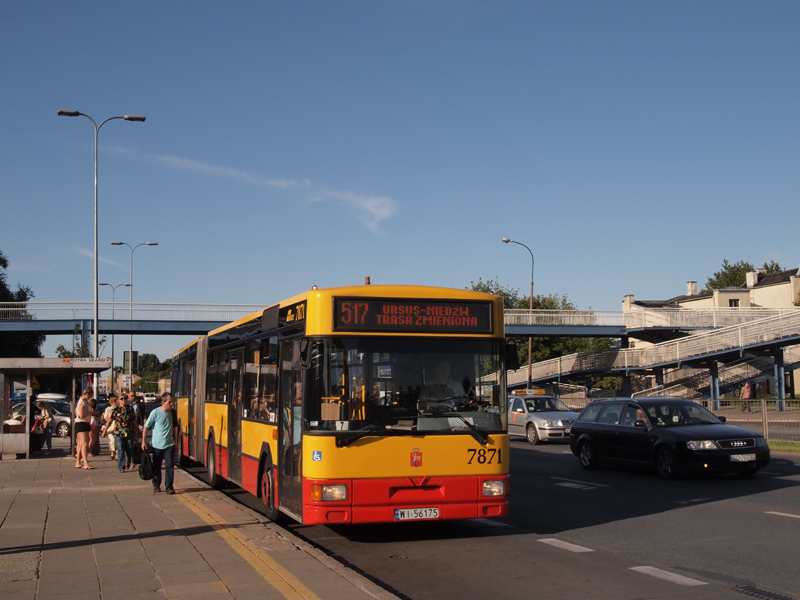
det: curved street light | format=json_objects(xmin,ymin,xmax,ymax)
[
  {"xmin": 110, "ymin": 241, "xmax": 158, "ymax": 391},
  {"xmin": 57, "ymin": 110, "xmax": 146, "ymax": 360},
  {"xmin": 502, "ymin": 237, "xmax": 535, "ymax": 390}
]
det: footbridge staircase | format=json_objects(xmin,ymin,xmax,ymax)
[{"xmin": 508, "ymin": 308, "xmax": 800, "ymax": 400}]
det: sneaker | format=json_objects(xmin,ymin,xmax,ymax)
[
  {"xmin": 154, "ymin": 486, "xmax": 162, "ymax": 493},
  {"xmin": 165, "ymin": 488, "xmax": 176, "ymax": 495}
]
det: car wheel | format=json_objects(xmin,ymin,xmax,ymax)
[
  {"xmin": 526, "ymin": 424, "xmax": 540, "ymax": 445},
  {"xmin": 578, "ymin": 441, "xmax": 599, "ymax": 470},
  {"xmin": 56, "ymin": 422, "xmax": 70, "ymax": 438},
  {"xmin": 655, "ymin": 446, "xmax": 679, "ymax": 480}
]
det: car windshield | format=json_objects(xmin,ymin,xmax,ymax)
[
  {"xmin": 307, "ymin": 337, "xmax": 506, "ymax": 435},
  {"xmin": 524, "ymin": 397, "xmax": 571, "ymax": 412},
  {"xmin": 646, "ymin": 402, "xmax": 722, "ymax": 427}
]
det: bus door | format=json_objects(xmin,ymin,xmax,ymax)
[
  {"xmin": 279, "ymin": 338, "xmax": 305, "ymax": 518},
  {"xmin": 187, "ymin": 360, "xmax": 196, "ymax": 458},
  {"xmin": 227, "ymin": 348, "xmax": 244, "ymax": 484}
]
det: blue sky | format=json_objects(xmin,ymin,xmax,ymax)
[{"xmin": 2, "ymin": 1, "xmax": 799, "ymax": 365}]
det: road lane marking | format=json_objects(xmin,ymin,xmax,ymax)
[
  {"xmin": 550, "ymin": 477, "xmax": 610, "ymax": 488},
  {"xmin": 629, "ymin": 566, "xmax": 707, "ymax": 586},
  {"xmin": 766, "ymin": 511, "xmax": 800, "ymax": 520},
  {"xmin": 178, "ymin": 493, "xmax": 322, "ymax": 600},
  {"xmin": 538, "ymin": 539, "xmax": 594, "ymax": 553},
  {"xmin": 759, "ymin": 471, "xmax": 781, "ymax": 476}
]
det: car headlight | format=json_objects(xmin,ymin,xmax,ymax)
[
  {"xmin": 543, "ymin": 420, "xmax": 562, "ymax": 428},
  {"xmin": 310, "ymin": 484, "xmax": 348, "ymax": 502},
  {"xmin": 755, "ymin": 437, "xmax": 768, "ymax": 447},
  {"xmin": 482, "ymin": 480, "xmax": 506, "ymax": 496},
  {"xmin": 686, "ymin": 440, "xmax": 718, "ymax": 450}
]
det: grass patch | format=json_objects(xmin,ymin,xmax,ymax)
[{"xmin": 768, "ymin": 440, "xmax": 800, "ymax": 453}]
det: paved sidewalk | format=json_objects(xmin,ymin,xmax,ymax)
[{"xmin": 0, "ymin": 452, "xmax": 398, "ymax": 600}]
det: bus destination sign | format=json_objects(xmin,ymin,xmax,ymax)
[{"xmin": 333, "ymin": 298, "xmax": 493, "ymax": 334}]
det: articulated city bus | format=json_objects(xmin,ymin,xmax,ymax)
[{"xmin": 172, "ymin": 284, "xmax": 511, "ymax": 524}]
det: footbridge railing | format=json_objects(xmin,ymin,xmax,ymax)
[{"xmin": 0, "ymin": 302, "xmax": 266, "ymax": 322}]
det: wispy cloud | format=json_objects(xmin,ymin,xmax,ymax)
[
  {"xmin": 72, "ymin": 247, "xmax": 126, "ymax": 270},
  {"xmin": 152, "ymin": 154, "xmax": 397, "ymax": 233},
  {"xmin": 310, "ymin": 189, "xmax": 397, "ymax": 232}
]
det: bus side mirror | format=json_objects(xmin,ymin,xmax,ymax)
[{"xmin": 505, "ymin": 339, "xmax": 521, "ymax": 371}]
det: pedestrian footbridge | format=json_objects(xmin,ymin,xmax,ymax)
[{"xmin": 2, "ymin": 302, "xmax": 799, "ymax": 400}]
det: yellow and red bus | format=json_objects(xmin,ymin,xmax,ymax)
[{"xmin": 172, "ymin": 284, "xmax": 510, "ymax": 524}]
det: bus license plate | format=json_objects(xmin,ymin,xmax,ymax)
[
  {"xmin": 394, "ymin": 507, "xmax": 440, "ymax": 521},
  {"xmin": 730, "ymin": 453, "xmax": 755, "ymax": 462}
]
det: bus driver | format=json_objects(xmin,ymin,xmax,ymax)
[{"xmin": 418, "ymin": 360, "xmax": 469, "ymax": 412}]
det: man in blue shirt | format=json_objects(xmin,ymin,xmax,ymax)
[{"xmin": 142, "ymin": 393, "xmax": 178, "ymax": 494}]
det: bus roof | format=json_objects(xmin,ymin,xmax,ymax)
[{"xmin": 203, "ymin": 284, "xmax": 503, "ymax": 340}]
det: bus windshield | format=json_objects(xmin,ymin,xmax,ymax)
[{"xmin": 307, "ymin": 337, "xmax": 507, "ymax": 435}]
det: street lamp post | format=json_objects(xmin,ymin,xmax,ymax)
[
  {"xmin": 57, "ymin": 110, "xmax": 146, "ymax": 359},
  {"xmin": 99, "ymin": 282, "xmax": 130, "ymax": 393},
  {"xmin": 110, "ymin": 241, "xmax": 158, "ymax": 391},
  {"xmin": 502, "ymin": 237, "xmax": 535, "ymax": 390}
]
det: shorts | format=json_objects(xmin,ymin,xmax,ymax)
[{"xmin": 75, "ymin": 422, "xmax": 91, "ymax": 434}]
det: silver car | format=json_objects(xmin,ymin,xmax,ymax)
[
  {"xmin": 507, "ymin": 394, "xmax": 577, "ymax": 444},
  {"xmin": 12, "ymin": 395, "xmax": 74, "ymax": 438}
]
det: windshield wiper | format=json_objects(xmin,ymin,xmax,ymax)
[
  {"xmin": 444, "ymin": 412, "xmax": 489, "ymax": 446},
  {"xmin": 335, "ymin": 424, "xmax": 390, "ymax": 447}
]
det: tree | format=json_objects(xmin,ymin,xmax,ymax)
[
  {"xmin": 55, "ymin": 324, "xmax": 106, "ymax": 358},
  {"xmin": 703, "ymin": 259, "xmax": 783, "ymax": 293},
  {"xmin": 0, "ymin": 249, "xmax": 45, "ymax": 358},
  {"xmin": 137, "ymin": 353, "xmax": 173, "ymax": 392}
]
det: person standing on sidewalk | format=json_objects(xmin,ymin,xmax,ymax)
[
  {"xmin": 142, "ymin": 393, "xmax": 178, "ymax": 494},
  {"xmin": 102, "ymin": 396, "xmax": 118, "ymax": 460},
  {"xmin": 102, "ymin": 393, "xmax": 137, "ymax": 472},
  {"xmin": 36, "ymin": 401, "xmax": 53, "ymax": 454},
  {"xmin": 74, "ymin": 388, "xmax": 97, "ymax": 469}
]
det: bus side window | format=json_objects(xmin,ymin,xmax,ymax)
[
  {"xmin": 207, "ymin": 351, "xmax": 218, "ymax": 403},
  {"xmin": 260, "ymin": 338, "xmax": 279, "ymax": 423}
]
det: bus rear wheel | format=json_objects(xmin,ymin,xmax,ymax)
[
  {"xmin": 206, "ymin": 438, "xmax": 222, "ymax": 489},
  {"xmin": 260, "ymin": 464, "xmax": 281, "ymax": 522},
  {"xmin": 178, "ymin": 426, "xmax": 191, "ymax": 468}
]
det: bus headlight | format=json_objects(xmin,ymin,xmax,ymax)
[
  {"xmin": 310, "ymin": 484, "xmax": 348, "ymax": 502},
  {"xmin": 482, "ymin": 480, "xmax": 506, "ymax": 497}
]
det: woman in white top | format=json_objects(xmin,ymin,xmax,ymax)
[
  {"xmin": 103, "ymin": 396, "xmax": 118, "ymax": 460},
  {"xmin": 75, "ymin": 387, "xmax": 97, "ymax": 469}
]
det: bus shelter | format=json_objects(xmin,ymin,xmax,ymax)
[{"xmin": 0, "ymin": 357, "xmax": 111, "ymax": 459}]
